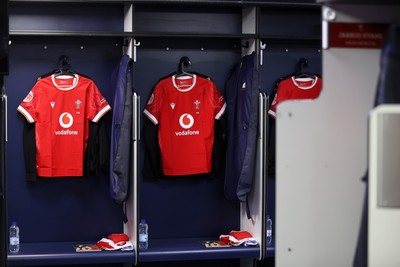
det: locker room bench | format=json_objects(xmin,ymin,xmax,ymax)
[
  {"xmin": 7, "ymin": 241, "xmax": 135, "ymax": 266},
  {"xmin": 139, "ymin": 238, "xmax": 260, "ymax": 262},
  {"xmin": 7, "ymin": 239, "xmax": 268, "ymax": 265}
]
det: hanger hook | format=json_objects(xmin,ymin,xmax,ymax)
[
  {"xmin": 179, "ymin": 56, "xmax": 191, "ymax": 72},
  {"xmin": 59, "ymin": 55, "xmax": 70, "ymax": 71},
  {"xmin": 298, "ymin": 57, "xmax": 308, "ymax": 73}
]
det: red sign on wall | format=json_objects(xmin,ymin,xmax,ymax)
[{"xmin": 329, "ymin": 22, "xmax": 389, "ymax": 49}]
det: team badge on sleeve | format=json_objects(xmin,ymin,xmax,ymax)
[
  {"xmin": 147, "ymin": 93, "xmax": 154, "ymax": 105},
  {"xmin": 23, "ymin": 91, "xmax": 34, "ymax": 102}
]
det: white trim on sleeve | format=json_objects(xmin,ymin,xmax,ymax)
[
  {"xmin": 17, "ymin": 106, "xmax": 35, "ymax": 123},
  {"xmin": 268, "ymin": 109, "xmax": 276, "ymax": 118},
  {"xmin": 215, "ymin": 102, "xmax": 227, "ymax": 120},
  {"xmin": 93, "ymin": 105, "xmax": 111, "ymax": 122},
  {"xmin": 143, "ymin": 109, "xmax": 158, "ymax": 125}
]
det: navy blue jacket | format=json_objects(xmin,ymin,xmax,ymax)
[
  {"xmin": 109, "ymin": 55, "xmax": 133, "ymax": 203},
  {"xmin": 224, "ymin": 52, "xmax": 259, "ymax": 215}
]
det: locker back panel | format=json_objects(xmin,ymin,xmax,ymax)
[
  {"xmin": 6, "ymin": 36, "xmax": 125, "ymax": 243},
  {"xmin": 135, "ymin": 37, "xmax": 242, "ymax": 239}
]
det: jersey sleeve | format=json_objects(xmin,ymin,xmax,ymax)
[
  {"xmin": 268, "ymin": 92, "xmax": 278, "ymax": 118},
  {"xmin": 86, "ymin": 81, "xmax": 111, "ymax": 123},
  {"xmin": 213, "ymin": 83, "xmax": 226, "ymax": 120},
  {"xmin": 17, "ymin": 87, "xmax": 39, "ymax": 123},
  {"xmin": 143, "ymin": 84, "xmax": 162, "ymax": 125},
  {"xmin": 268, "ymin": 81, "xmax": 288, "ymax": 118}
]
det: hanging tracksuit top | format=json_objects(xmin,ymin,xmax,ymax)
[
  {"xmin": 224, "ymin": 52, "xmax": 259, "ymax": 204},
  {"xmin": 109, "ymin": 55, "xmax": 133, "ymax": 203}
]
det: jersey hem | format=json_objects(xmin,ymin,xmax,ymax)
[
  {"xmin": 163, "ymin": 167, "xmax": 212, "ymax": 176},
  {"xmin": 37, "ymin": 169, "xmax": 84, "ymax": 177}
]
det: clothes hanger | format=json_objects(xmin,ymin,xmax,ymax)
[
  {"xmin": 175, "ymin": 56, "xmax": 193, "ymax": 78},
  {"xmin": 293, "ymin": 57, "xmax": 319, "ymax": 80},
  {"xmin": 270, "ymin": 58, "xmax": 320, "ymax": 102},
  {"xmin": 37, "ymin": 56, "xmax": 89, "ymax": 81},
  {"xmin": 53, "ymin": 55, "xmax": 76, "ymax": 78}
]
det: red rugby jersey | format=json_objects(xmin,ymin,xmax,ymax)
[
  {"xmin": 268, "ymin": 76, "xmax": 322, "ymax": 118},
  {"xmin": 144, "ymin": 74, "xmax": 226, "ymax": 176},
  {"xmin": 17, "ymin": 74, "xmax": 111, "ymax": 177}
]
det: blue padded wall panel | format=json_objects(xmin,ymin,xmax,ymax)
[
  {"xmin": 135, "ymin": 37, "xmax": 242, "ymax": 239},
  {"xmin": 5, "ymin": 36, "xmax": 126, "ymax": 243}
]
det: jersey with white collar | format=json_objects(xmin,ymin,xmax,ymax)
[
  {"xmin": 269, "ymin": 76, "xmax": 322, "ymax": 118},
  {"xmin": 17, "ymin": 74, "xmax": 111, "ymax": 177},
  {"xmin": 144, "ymin": 74, "xmax": 226, "ymax": 176}
]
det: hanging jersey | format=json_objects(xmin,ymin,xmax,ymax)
[
  {"xmin": 268, "ymin": 76, "xmax": 322, "ymax": 118},
  {"xmin": 143, "ymin": 74, "xmax": 226, "ymax": 176},
  {"xmin": 17, "ymin": 74, "xmax": 111, "ymax": 177}
]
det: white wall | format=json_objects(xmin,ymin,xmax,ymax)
[
  {"xmin": 369, "ymin": 105, "xmax": 400, "ymax": 267},
  {"xmin": 276, "ymin": 4, "xmax": 400, "ymax": 267}
]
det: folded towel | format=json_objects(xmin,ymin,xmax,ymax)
[
  {"xmin": 97, "ymin": 233, "xmax": 134, "ymax": 251},
  {"xmin": 219, "ymin": 230, "xmax": 258, "ymax": 247}
]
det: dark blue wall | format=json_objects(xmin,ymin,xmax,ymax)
[
  {"xmin": 5, "ymin": 36, "xmax": 125, "ymax": 243},
  {"xmin": 135, "ymin": 37, "xmax": 242, "ymax": 239}
]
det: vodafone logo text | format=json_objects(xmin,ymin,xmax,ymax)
[
  {"xmin": 59, "ymin": 112, "xmax": 73, "ymax": 128},
  {"xmin": 175, "ymin": 113, "xmax": 199, "ymax": 136},
  {"xmin": 55, "ymin": 112, "xmax": 78, "ymax": 135},
  {"xmin": 179, "ymin": 113, "xmax": 194, "ymax": 129}
]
